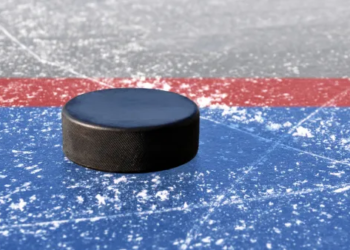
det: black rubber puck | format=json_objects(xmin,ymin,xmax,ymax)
[{"xmin": 62, "ymin": 88, "xmax": 200, "ymax": 173}]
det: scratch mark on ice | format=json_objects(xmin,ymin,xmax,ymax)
[{"xmin": 333, "ymin": 185, "xmax": 350, "ymax": 193}]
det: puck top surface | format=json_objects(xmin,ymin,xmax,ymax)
[{"xmin": 63, "ymin": 88, "xmax": 198, "ymax": 130}]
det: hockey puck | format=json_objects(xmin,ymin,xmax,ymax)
[{"xmin": 62, "ymin": 88, "xmax": 200, "ymax": 173}]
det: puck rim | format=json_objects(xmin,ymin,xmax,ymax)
[{"xmin": 62, "ymin": 88, "xmax": 199, "ymax": 132}]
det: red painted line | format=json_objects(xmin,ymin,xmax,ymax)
[{"xmin": 1, "ymin": 78, "xmax": 350, "ymax": 107}]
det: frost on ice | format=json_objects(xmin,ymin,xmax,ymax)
[
  {"xmin": 155, "ymin": 190, "xmax": 169, "ymax": 201},
  {"xmin": 9, "ymin": 199, "xmax": 27, "ymax": 211},
  {"xmin": 292, "ymin": 126, "xmax": 314, "ymax": 138}
]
